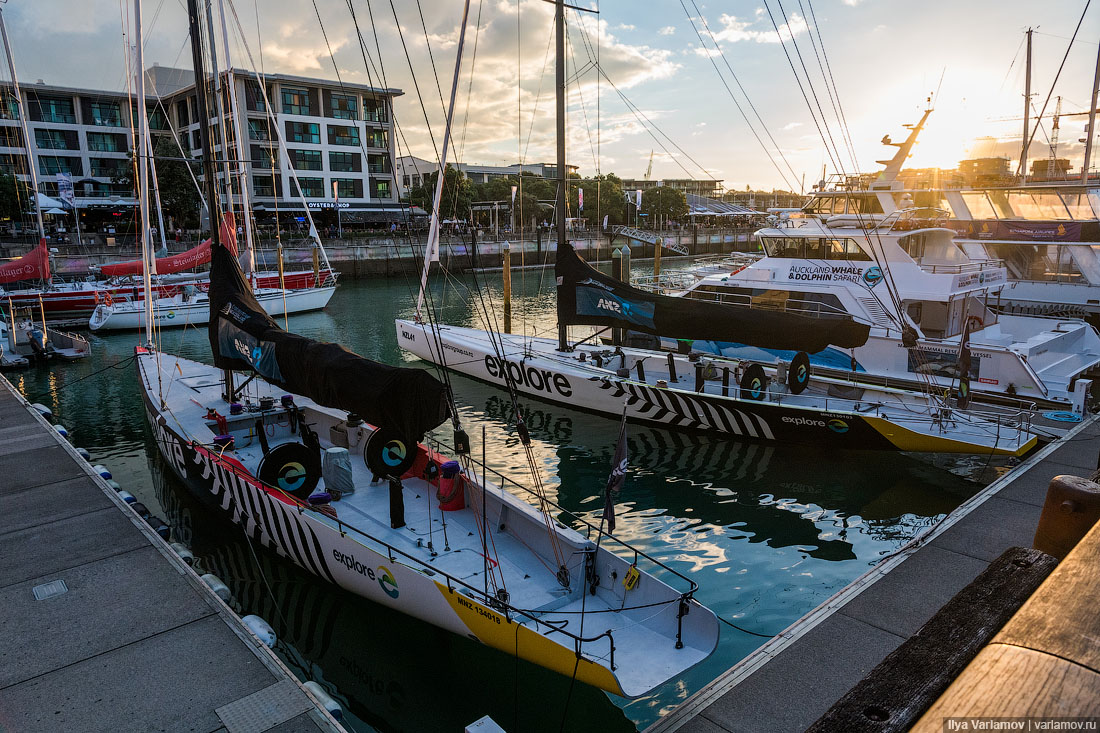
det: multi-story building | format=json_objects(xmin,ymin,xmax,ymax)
[
  {"xmin": 0, "ymin": 65, "xmax": 406, "ymax": 235},
  {"xmin": 395, "ymin": 155, "xmax": 580, "ymax": 197},
  {"xmin": 619, "ymin": 178, "xmax": 724, "ymax": 199},
  {"xmin": 149, "ymin": 65, "xmax": 403, "ymax": 228}
]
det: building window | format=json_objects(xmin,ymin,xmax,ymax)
[
  {"xmin": 250, "ymin": 144, "xmax": 276, "ymax": 169},
  {"xmin": 191, "ymin": 129, "xmax": 202, "ymax": 151},
  {"xmin": 90, "ymin": 157, "xmax": 127, "ymax": 178},
  {"xmin": 39, "ymin": 156, "xmax": 82, "ymax": 176},
  {"xmin": 290, "ymin": 149, "xmax": 322, "ymax": 171},
  {"xmin": 371, "ymin": 178, "xmax": 391, "ymax": 200},
  {"xmin": 34, "ymin": 128, "xmax": 73, "ymax": 150},
  {"xmin": 253, "ymin": 174, "xmax": 281, "ymax": 198},
  {"xmin": 87, "ymin": 132, "xmax": 125, "ymax": 152},
  {"xmin": 245, "ymin": 79, "xmax": 266, "ymax": 112},
  {"xmin": 0, "ymin": 126, "xmax": 22, "ymax": 147},
  {"xmin": 176, "ymin": 99, "xmax": 190, "ymax": 127},
  {"xmin": 147, "ymin": 106, "xmax": 169, "ymax": 131},
  {"xmin": 333, "ymin": 178, "xmax": 362, "ymax": 198},
  {"xmin": 367, "ymin": 154, "xmax": 389, "ymax": 174},
  {"xmin": 329, "ymin": 92, "xmax": 357, "ymax": 120},
  {"xmin": 365, "ymin": 129, "xmax": 388, "ymax": 149},
  {"xmin": 402, "ymin": 174, "xmax": 410, "ymax": 187},
  {"xmin": 329, "ymin": 151, "xmax": 361, "ymax": 172},
  {"xmin": 247, "ymin": 119, "xmax": 270, "ymax": 141},
  {"xmin": 285, "ymin": 121, "xmax": 320, "ymax": 144},
  {"xmin": 34, "ymin": 96, "xmax": 76, "ymax": 124},
  {"xmin": 363, "ymin": 97, "xmax": 388, "ymax": 123},
  {"xmin": 293, "ymin": 176, "xmax": 324, "ymax": 198},
  {"xmin": 0, "ymin": 91, "xmax": 19, "ymax": 120},
  {"xmin": 327, "ymin": 124, "xmax": 359, "ymax": 146},
  {"xmin": 89, "ymin": 100, "xmax": 122, "ymax": 127},
  {"xmin": 281, "ymin": 87, "xmax": 310, "ymax": 115}
]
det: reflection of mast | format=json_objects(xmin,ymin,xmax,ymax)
[{"xmin": 874, "ymin": 105, "xmax": 932, "ymax": 185}]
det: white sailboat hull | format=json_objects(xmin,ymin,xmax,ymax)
[{"xmin": 89, "ymin": 286, "xmax": 336, "ymax": 331}]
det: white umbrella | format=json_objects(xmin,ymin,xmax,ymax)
[
  {"xmin": 44, "ymin": 208, "xmax": 67, "ymax": 215},
  {"xmin": 35, "ymin": 193, "xmax": 65, "ymax": 209}
]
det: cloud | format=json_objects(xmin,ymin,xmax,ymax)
[
  {"xmin": 658, "ymin": 26, "xmax": 676, "ymax": 36},
  {"xmin": 710, "ymin": 12, "xmax": 809, "ymax": 44},
  {"xmin": 617, "ymin": 24, "xmax": 636, "ymax": 31},
  {"xmin": 782, "ymin": 122, "xmax": 803, "ymax": 130}
]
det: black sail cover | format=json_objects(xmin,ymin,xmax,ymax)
[
  {"xmin": 208, "ymin": 244, "xmax": 450, "ymax": 441},
  {"xmin": 556, "ymin": 242, "xmax": 870, "ymax": 351}
]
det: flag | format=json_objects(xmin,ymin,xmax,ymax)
[
  {"xmin": 578, "ymin": 187, "xmax": 584, "ymax": 212},
  {"xmin": 56, "ymin": 172, "xmax": 75, "ymax": 209},
  {"xmin": 602, "ymin": 214, "xmax": 609, "ymax": 230},
  {"xmin": 957, "ymin": 318, "xmax": 972, "ymax": 408},
  {"xmin": 635, "ymin": 189, "xmax": 642, "ymax": 208},
  {"xmin": 510, "ymin": 185, "xmax": 517, "ymax": 204},
  {"xmin": 603, "ymin": 411, "xmax": 628, "ymax": 533}
]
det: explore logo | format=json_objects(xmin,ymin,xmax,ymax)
[
  {"xmin": 827, "ymin": 419, "xmax": 849, "ymax": 434},
  {"xmin": 377, "ymin": 566, "xmax": 399, "ymax": 598},
  {"xmin": 331, "ymin": 551, "xmax": 401, "ymax": 600}
]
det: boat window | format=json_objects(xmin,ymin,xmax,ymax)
[
  {"xmin": 910, "ymin": 190, "xmax": 948, "ymax": 212},
  {"xmin": 1005, "ymin": 191, "xmax": 1071, "ymax": 220},
  {"xmin": 906, "ymin": 301, "xmax": 922, "ymax": 324},
  {"xmin": 986, "ymin": 190, "xmax": 1015, "ymax": 218},
  {"xmin": 825, "ymin": 239, "xmax": 847, "ymax": 258},
  {"xmin": 848, "ymin": 195, "xmax": 883, "ymax": 214},
  {"xmin": 761, "ymin": 237, "xmax": 806, "ymax": 258},
  {"xmin": 804, "ymin": 238, "xmax": 827, "ymax": 259},
  {"xmin": 898, "ymin": 234, "xmax": 925, "ymax": 260},
  {"xmin": 1061, "ymin": 193, "xmax": 1097, "ymax": 220},
  {"xmin": 844, "ymin": 238, "xmax": 871, "ymax": 261},
  {"xmin": 804, "ymin": 196, "xmax": 843, "ymax": 214},
  {"xmin": 961, "ymin": 192, "xmax": 997, "ymax": 219}
]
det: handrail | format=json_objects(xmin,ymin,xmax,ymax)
[{"xmin": 188, "ymin": 435, "xmax": 698, "ymax": 656}]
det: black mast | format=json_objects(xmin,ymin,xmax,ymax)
[
  {"xmin": 554, "ymin": 0, "xmax": 569, "ymax": 352},
  {"xmin": 186, "ymin": 0, "xmax": 230, "ymax": 398}
]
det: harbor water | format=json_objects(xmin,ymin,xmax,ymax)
[{"xmin": 11, "ymin": 260, "xmax": 986, "ymax": 731}]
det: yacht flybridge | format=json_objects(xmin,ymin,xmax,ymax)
[
  {"xmin": 803, "ymin": 108, "xmax": 1100, "ymax": 318},
  {"xmin": 664, "ymin": 214, "xmax": 1100, "ymax": 409}
]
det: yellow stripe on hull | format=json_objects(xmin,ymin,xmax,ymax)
[
  {"xmin": 436, "ymin": 583, "xmax": 625, "ymax": 696},
  {"xmin": 863, "ymin": 415, "xmax": 1037, "ymax": 457}
]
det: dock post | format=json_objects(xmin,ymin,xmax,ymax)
[
  {"xmin": 611, "ymin": 247, "xmax": 624, "ymax": 346},
  {"xmin": 1033, "ymin": 475, "xmax": 1100, "ymax": 559},
  {"xmin": 654, "ymin": 237, "xmax": 662, "ymax": 278},
  {"xmin": 502, "ymin": 240, "xmax": 512, "ymax": 334},
  {"xmin": 621, "ymin": 243, "xmax": 631, "ymax": 284},
  {"xmin": 722, "ymin": 366, "xmax": 730, "ymax": 397}
]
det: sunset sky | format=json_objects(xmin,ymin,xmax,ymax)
[{"xmin": 3, "ymin": 0, "xmax": 1097, "ymax": 191}]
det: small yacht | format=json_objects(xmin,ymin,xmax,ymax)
[{"xmin": 653, "ymin": 212, "xmax": 1100, "ymax": 409}]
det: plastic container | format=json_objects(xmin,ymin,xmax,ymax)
[{"xmin": 437, "ymin": 460, "xmax": 465, "ymax": 511}]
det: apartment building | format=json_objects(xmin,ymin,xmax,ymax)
[
  {"xmin": 0, "ymin": 66, "xmax": 406, "ymax": 233},
  {"xmin": 395, "ymin": 155, "xmax": 580, "ymax": 197}
]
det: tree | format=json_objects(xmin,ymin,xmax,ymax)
[
  {"xmin": 568, "ymin": 174, "xmax": 626, "ymax": 227},
  {"xmin": 114, "ymin": 135, "xmax": 202, "ymax": 228},
  {"xmin": 641, "ymin": 186, "xmax": 688, "ymax": 224},
  {"xmin": 0, "ymin": 171, "xmax": 24, "ymax": 222},
  {"xmin": 408, "ymin": 164, "xmax": 472, "ymax": 222}
]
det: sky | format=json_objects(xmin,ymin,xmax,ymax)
[{"xmin": 2, "ymin": 0, "xmax": 1097, "ymax": 192}]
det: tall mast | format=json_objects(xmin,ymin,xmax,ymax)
[
  {"xmin": 1082, "ymin": 40, "xmax": 1100, "ymax": 185},
  {"xmin": 218, "ymin": 0, "xmax": 256, "ymax": 281},
  {"xmin": 0, "ymin": 7, "xmax": 45, "ymax": 246},
  {"xmin": 134, "ymin": 0, "xmax": 156, "ymax": 343},
  {"xmin": 555, "ymin": 0, "xmax": 568, "ymax": 352},
  {"xmin": 1019, "ymin": 28, "xmax": 1033, "ymax": 184},
  {"xmin": 413, "ymin": 0, "xmax": 472, "ymax": 320}
]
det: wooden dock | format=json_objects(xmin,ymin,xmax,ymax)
[
  {"xmin": 0, "ymin": 375, "xmax": 343, "ymax": 733},
  {"xmin": 648, "ymin": 415, "xmax": 1100, "ymax": 733}
]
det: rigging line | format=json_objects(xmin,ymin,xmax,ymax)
[
  {"xmin": 680, "ymin": 0, "xmax": 799, "ymax": 191},
  {"xmin": 796, "ymin": 0, "xmax": 859, "ymax": 168},
  {"xmin": 1015, "ymin": 0, "xmax": 1092, "ymax": 177},
  {"xmin": 565, "ymin": 10, "xmax": 599, "ymax": 173},
  {"xmin": 387, "ymin": 0, "xmax": 442, "ymax": 163},
  {"xmin": 415, "ymin": 0, "xmax": 449, "ymax": 120},
  {"xmin": 521, "ymin": 22, "xmax": 557, "ymax": 165},
  {"xmin": 759, "ymin": 0, "xmax": 840, "ymax": 175},
  {"xmin": 772, "ymin": 0, "xmax": 847, "ymax": 174}
]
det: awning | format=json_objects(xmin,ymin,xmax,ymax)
[{"xmin": 36, "ymin": 193, "xmax": 65, "ymax": 209}]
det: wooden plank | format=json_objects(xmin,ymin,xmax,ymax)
[
  {"xmin": 910, "ymin": 644, "xmax": 1100, "ymax": 728},
  {"xmin": 997, "ymin": 519, "xmax": 1100, "ymax": 673},
  {"xmin": 804, "ymin": 547, "xmax": 1058, "ymax": 733}
]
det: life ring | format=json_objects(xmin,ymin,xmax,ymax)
[
  {"xmin": 966, "ymin": 315, "xmax": 983, "ymax": 332},
  {"xmin": 104, "ymin": 292, "xmax": 114, "ymax": 307},
  {"xmin": 93, "ymin": 291, "xmax": 101, "ymax": 305}
]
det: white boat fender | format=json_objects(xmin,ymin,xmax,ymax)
[
  {"xmin": 30, "ymin": 402, "xmax": 52, "ymax": 418},
  {"xmin": 241, "ymin": 614, "xmax": 277, "ymax": 647},
  {"xmin": 169, "ymin": 543, "xmax": 194, "ymax": 565},
  {"xmin": 303, "ymin": 681, "xmax": 342, "ymax": 721},
  {"xmin": 76, "ymin": 447, "xmax": 91, "ymax": 461},
  {"xmin": 201, "ymin": 574, "xmax": 232, "ymax": 603},
  {"xmin": 146, "ymin": 516, "xmax": 171, "ymax": 541},
  {"xmin": 92, "ymin": 464, "xmax": 112, "ymax": 480},
  {"xmin": 106, "ymin": 479, "xmax": 121, "ymax": 491},
  {"xmin": 117, "ymin": 490, "xmax": 137, "ymax": 504},
  {"xmin": 54, "ymin": 424, "xmax": 69, "ymax": 438}
]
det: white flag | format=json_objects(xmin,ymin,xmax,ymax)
[
  {"xmin": 602, "ymin": 214, "xmax": 609, "ymax": 229},
  {"xmin": 635, "ymin": 189, "xmax": 642, "ymax": 208},
  {"xmin": 511, "ymin": 185, "xmax": 517, "ymax": 204},
  {"xmin": 56, "ymin": 172, "xmax": 75, "ymax": 209}
]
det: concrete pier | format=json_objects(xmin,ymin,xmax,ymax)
[
  {"xmin": 0, "ymin": 376, "xmax": 343, "ymax": 733},
  {"xmin": 649, "ymin": 416, "xmax": 1100, "ymax": 733}
]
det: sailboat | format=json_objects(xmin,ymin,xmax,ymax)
[
  {"xmin": 137, "ymin": 0, "xmax": 716, "ymax": 698},
  {"xmin": 0, "ymin": 7, "xmax": 90, "ymax": 367},
  {"xmin": 396, "ymin": 9, "xmax": 1036, "ymax": 456}
]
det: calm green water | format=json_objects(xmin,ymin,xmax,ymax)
[{"xmin": 13, "ymin": 261, "xmax": 982, "ymax": 732}]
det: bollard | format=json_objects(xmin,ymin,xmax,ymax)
[
  {"xmin": 502, "ymin": 241, "xmax": 512, "ymax": 334},
  {"xmin": 667, "ymin": 352, "xmax": 678, "ymax": 383},
  {"xmin": 1033, "ymin": 474, "xmax": 1100, "ymax": 560}
]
